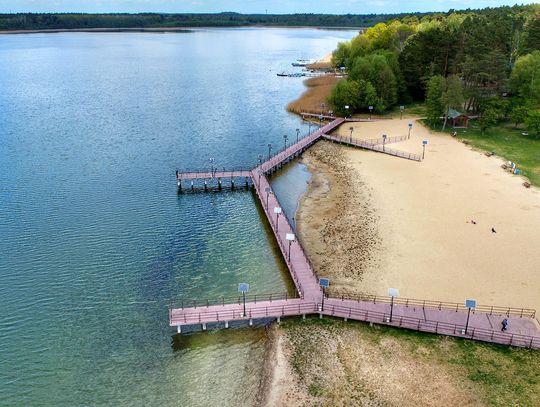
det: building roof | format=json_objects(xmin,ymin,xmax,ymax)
[{"xmin": 448, "ymin": 108, "xmax": 468, "ymax": 119}]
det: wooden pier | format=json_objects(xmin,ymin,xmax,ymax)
[{"xmin": 170, "ymin": 115, "xmax": 540, "ymax": 348}]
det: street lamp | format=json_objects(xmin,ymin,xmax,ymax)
[
  {"xmin": 319, "ymin": 278, "xmax": 330, "ymax": 311},
  {"xmin": 258, "ymin": 154, "xmax": 263, "ymax": 166},
  {"xmin": 274, "ymin": 207, "xmax": 282, "ymax": 232},
  {"xmin": 344, "ymin": 105, "xmax": 349, "ymax": 118},
  {"xmin": 258, "ymin": 169, "xmax": 262, "ymax": 184},
  {"xmin": 408, "ymin": 123, "xmax": 413, "ymax": 139},
  {"xmin": 388, "ymin": 288, "xmax": 399, "ymax": 323},
  {"xmin": 368, "ymin": 105, "xmax": 373, "ymax": 120},
  {"xmin": 238, "ymin": 283, "xmax": 250, "ymax": 317},
  {"xmin": 349, "ymin": 126, "xmax": 354, "ymax": 143},
  {"xmin": 268, "ymin": 143, "xmax": 272, "ymax": 160},
  {"xmin": 286, "ymin": 233, "xmax": 295, "ymax": 262},
  {"xmin": 283, "ymin": 134, "xmax": 288, "ymax": 150},
  {"xmin": 318, "ymin": 114, "xmax": 323, "ymax": 128},
  {"xmin": 265, "ymin": 187, "xmax": 272, "ymax": 209},
  {"xmin": 382, "ymin": 134, "xmax": 387, "ymax": 152},
  {"xmin": 210, "ymin": 157, "xmax": 215, "ymax": 177},
  {"xmin": 464, "ymin": 299, "xmax": 477, "ymax": 334},
  {"xmin": 296, "ymin": 128, "xmax": 300, "ymax": 144},
  {"xmin": 400, "ymin": 105, "xmax": 405, "ymax": 120},
  {"xmin": 422, "ymin": 139, "xmax": 428, "ymax": 160}
]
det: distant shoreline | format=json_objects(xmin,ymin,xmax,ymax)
[{"xmin": 0, "ymin": 25, "xmax": 361, "ymax": 35}]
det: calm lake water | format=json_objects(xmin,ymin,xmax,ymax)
[{"xmin": 0, "ymin": 28, "xmax": 355, "ymax": 406}]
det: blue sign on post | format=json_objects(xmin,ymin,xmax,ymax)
[
  {"xmin": 465, "ymin": 299, "xmax": 477, "ymax": 309},
  {"xmin": 319, "ymin": 278, "xmax": 330, "ymax": 288},
  {"xmin": 238, "ymin": 283, "xmax": 250, "ymax": 293},
  {"xmin": 422, "ymin": 140, "xmax": 428, "ymax": 145}
]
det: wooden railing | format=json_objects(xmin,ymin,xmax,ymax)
[
  {"xmin": 323, "ymin": 134, "xmax": 421, "ymax": 161},
  {"xmin": 320, "ymin": 302, "xmax": 540, "ymax": 349},
  {"xmin": 331, "ymin": 294, "xmax": 536, "ymax": 318},
  {"xmin": 170, "ymin": 291, "xmax": 301, "ymax": 310}
]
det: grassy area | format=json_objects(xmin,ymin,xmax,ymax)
[
  {"xmin": 281, "ymin": 317, "xmax": 540, "ymax": 406},
  {"xmin": 423, "ymin": 120, "xmax": 540, "ymax": 187}
]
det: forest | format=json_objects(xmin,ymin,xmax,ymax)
[
  {"xmin": 0, "ymin": 12, "xmax": 426, "ymax": 30},
  {"xmin": 328, "ymin": 4, "xmax": 540, "ymax": 135}
]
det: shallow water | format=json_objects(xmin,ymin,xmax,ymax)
[{"xmin": 0, "ymin": 28, "xmax": 355, "ymax": 406}]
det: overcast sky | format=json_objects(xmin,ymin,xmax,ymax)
[{"xmin": 1, "ymin": 0, "xmax": 537, "ymax": 14}]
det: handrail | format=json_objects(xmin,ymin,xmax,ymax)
[
  {"xmin": 169, "ymin": 291, "xmax": 300, "ymax": 310},
  {"xmin": 323, "ymin": 134, "xmax": 421, "ymax": 161},
  {"xmin": 170, "ymin": 301, "xmax": 318, "ymax": 325},
  {"xmin": 331, "ymin": 294, "xmax": 536, "ymax": 319},
  {"xmin": 320, "ymin": 302, "xmax": 540, "ymax": 349}
]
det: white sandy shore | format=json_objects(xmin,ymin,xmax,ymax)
[{"xmin": 330, "ymin": 119, "xmax": 540, "ymax": 311}]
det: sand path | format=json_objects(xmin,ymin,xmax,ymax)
[{"xmin": 302, "ymin": 119, "xmax": 540, "ymax": 311}]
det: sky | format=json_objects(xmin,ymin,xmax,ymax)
[{"xmin": 0, "ymin": 0, "xmax": 538, "ymax": 14}]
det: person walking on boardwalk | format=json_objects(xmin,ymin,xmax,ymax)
[{"xmin": 501, "ymin": 318, "xmax": 508, "ymax": 331}]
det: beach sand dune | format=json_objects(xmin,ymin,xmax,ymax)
[{"xmin": 298, "ymin": 119, "xmax": 540, "ymax": 311}]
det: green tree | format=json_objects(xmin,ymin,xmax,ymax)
[
  {"xmin": 510, "ymin": 105, "xmax": 530, "ymax": 127},
  {"xmin": 478, "ymin": 108, "xmax": 499, "ymax": 133},
  {"xmin": 327, "ymin": 80, "xmax": 361, "ymax": 115},
  {"xmin": 509, "ymin": 51, "xmax": 540, "ymax": 102},
  {"xmin": 442, "ymin": 75, "xmax": 464, "ymax": 130},
  {"xmin": 425, "ymin": 75, "xmax": 446, "ymax": 124},
  {"xmin": 332, "ymin": 42, "xmax": 351, "ymax": 67},
  {"xmin": 525, "ymin": 110, "xmax": 540, "ymax": 135}
]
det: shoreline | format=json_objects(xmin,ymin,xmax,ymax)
[{"xmin": 0, "ymin": 25, "xmax": 361, "ymax": 35}]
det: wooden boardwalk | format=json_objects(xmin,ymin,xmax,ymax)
[{"xmin": 170, "ymin": 115, "xmax": 540, "ymax": 349}]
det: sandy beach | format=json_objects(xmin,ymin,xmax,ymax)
[{"xmin": 298, "ymin": 118, "xmax": 540, "ymax": 311}]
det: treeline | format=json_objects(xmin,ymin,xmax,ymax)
[
  {"xmin": 328, "ymin": 4, "xmax": 540, "ymax": 134},
  {"xmin": 0, "ymin": 12, "xmax": 427, "ymax": 31}
]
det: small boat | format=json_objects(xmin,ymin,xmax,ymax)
[{"xmin": 277, "ymin": 72, "xmax": 288, "ymax": 77}]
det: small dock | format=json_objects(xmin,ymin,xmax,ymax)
[{"xmin": 170, "ymin": 114, "xmax": 540, "ymax": 349}]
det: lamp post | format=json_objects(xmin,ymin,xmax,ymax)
[
  {"xmin": 296, "ymin": 128, "xmax": 300, "ymax": 144},
  {"xmin": 258, "ymin": 169, "xmax": 262, "ymax": 184},
  {"xmin": 382, "ymin": 134, "xmax": 387, "ymax": 152},
  {"xmin": 349, "ymin": 126, "xmax": 354, "ymax": 143},
  {"xmin": 368, "ymin": 105, "xmax": 373, "ymax": 120},
  {"xmin": 318, "ymin": 114, "xmax": 323, "ymax": 128},
  {"xmin": 283, "ymin": 134, "xmax": 288, "ymax": 150},
  {"xmin": 388, "ymin": 288, "xmax": 399, "ymax": 323},
  {"xmin": 274, "ymin": 207, "xmax": 282, "ymax": 232},
  {"xmin": 238, "ymin": 283, "xmax": 250, "ymax": 317},
  {"xmin": 321, "ymin": 102, "xmax": 326, "ymax": 115},
  {"xmin": 422, "ymin": 139, "xmax": 428, "ymax": 160},
  {"xmin": 258, "ymin": 154, "xmax": 263, "ymax": 166},
  {"xmin": 210, "ymin": 157, "xmax": 215, "ymax": 177},
  {"xmin": 265, "ymin": 187, "xmax": 272, "ymax": 209},
  {"xmin": 329, "ymin": 110, "xmax": 334, "ymax": 117},
  {"xmin": 286, "ymin": 233, "xmax": 295, "ymax": 262},
  {"xmin": 344, "ymin": 105, "xmax": 349, "ymax": 118},
  {"xmin": 408, "ymin": 122, "xmax": 413, "ymax": 139},
  {"xmin": 464, "ymin": 299, "xmax": 476, "ymax": 334},
  {"xmin": 400, "ymin": 105, "xmax": 405, "ymax": 120},
  {"xmin": 268, "ymin": 143, "xmax": 272, "ymax": 160},
  {"xmin": 319, "ymin": 278, "xmax": 330, "ymax": 312}
]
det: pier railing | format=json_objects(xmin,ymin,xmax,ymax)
[
  {"xmin": 320, "ymin": 302, "xmax": 540, "ymax": 349},
  {"xmin": 323, "ymin": 134, "xmax": 421, "ymax": 161},
  {"xmin": 176, "ymin": 167, "xmax": 253, "ymax": 179},
  {"xmin": 358, "ymin": 134, "xmax": 409, "ymax": 146},
  {"xmin": 171, "ymin": 301, "xmax": 318, "ymax": 325},
  {"xmin": 170, "ymin": 291, "xmax": 301, "ymax": 310},
  {"xmin": 331, "ymin": 294, "xmax": 537, "ymax": 318}
]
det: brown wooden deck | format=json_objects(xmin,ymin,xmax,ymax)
[{"xmin": 169, "ymin": 114, "xmax": 540, "ymax": 349}]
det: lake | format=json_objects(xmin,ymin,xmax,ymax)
[{"xmin": 0, "ymin": 27, "xmax": 355, "ymax": 406}]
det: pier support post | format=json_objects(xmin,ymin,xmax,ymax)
[
  {"xmin": 344, "ymin": 318, "xmax": 348, "ymax": 322},
  {"xmin": 177, "ymin": 180, "xmax": 182, "ymax": 193},
  {"xmin": 202, "ymin": 323, "xmax": 207, "ymax": 331},
  {"xmin": 204, "ymin": 180, "xmax": 208, "ymax": 192},
  {"xmin": 225, "ymin": 321, "xmax": 229, "ymax": 329},
  {"xmin": 245, "ymin": 177, "xmax": 249, "ymax": 188},
  {"xmin": 218, "ymin": 178, "xmax": 222, "ymax": 190},
  {"xmin": 249, "ymin": 319, "xmax": 253, "ymax": 326},
  {"xmin": 231, "ymin": 179, "xmax": 235, "ymax": 190},
  {"xmin": 302, "ymin": 314, "xmax": 306, "ymax": 320},
  {"xmin": 277, "ymin": 316, "xmax": 281, "ymax": 324},
  {"xmin": 319, "ymin": 313, "xmax": 323, "ymax": 319},
  {"xmin": 177, "ymin": 325, "xmax": 181, "ymax": 334},
  {"xmin": 191, "ymin": 181, "xmax": 194, "ymax": 191}
]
